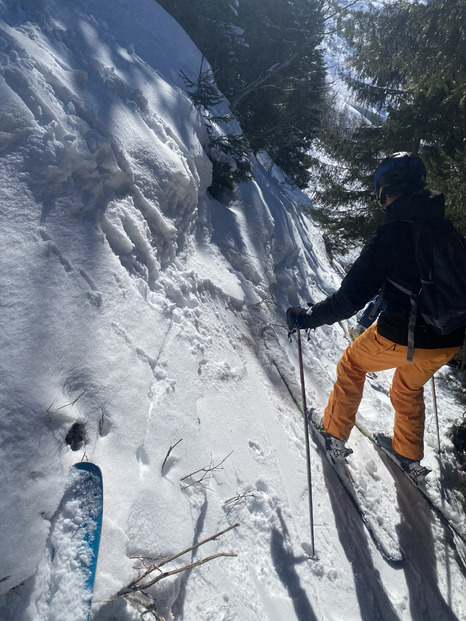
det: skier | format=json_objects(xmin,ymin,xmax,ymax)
[{"xmin": 286, "ymin": 152, "xmax": 465, "ymax": 473}]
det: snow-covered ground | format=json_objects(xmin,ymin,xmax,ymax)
[{"xmin": 0, "ymin": 1, "xmax": 465, "ymax": 620}]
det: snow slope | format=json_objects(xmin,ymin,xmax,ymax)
[{"xmin": 0, "ymin": 1, "xmax": 465, "ymax": 620}]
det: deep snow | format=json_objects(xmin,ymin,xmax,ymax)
[{"xmin": 0, "ymin": 1, "xmax": 465, "ymax": 620}]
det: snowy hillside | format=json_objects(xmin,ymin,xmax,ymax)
[{"xmin": 1, "ymin": 1, "xmax": 465, "ymax": 620}]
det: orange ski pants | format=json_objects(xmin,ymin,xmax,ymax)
[{"xmin": 323, "ymin": 324, "xmax": 460, "ymax": 460}]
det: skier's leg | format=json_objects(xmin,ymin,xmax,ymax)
[
  {"xmin": 391, "ymin": 346, "xmax": 460, "ymax": 460},
  {"xmin": 323, "ymin": 324, "xmax": 403, "ymax": 439},
  {"xmin": 323, "ymin": 345, "xmax": 366, "ymax": 440}
]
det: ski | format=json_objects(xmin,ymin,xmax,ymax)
[
  {"xmin": 274, "ymin": 362, "xmax": 403, "ymax": 563},
  {"xmin": 308, "ymin": 411, "xmax": 404, "ymax": 564},
  {"xmin": 355, "ymin": 421, "xmax": 466, "ymax": 554},
  {"xmin": 46, "ymin": 461, "xmax": 103, "ymax": 621}
]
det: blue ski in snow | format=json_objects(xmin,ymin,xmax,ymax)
[{"xmin": 47, "ymin": 461, "xmax": 103, "ymax": 620}]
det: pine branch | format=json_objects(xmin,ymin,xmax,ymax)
[{"xmin": 229, "ymin": 53, "xmax": 300, "ymax": 111}]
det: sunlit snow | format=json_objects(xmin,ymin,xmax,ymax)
[{"xmin": 0, "ymin": 1, "xmax": 465, "ymax": 620}]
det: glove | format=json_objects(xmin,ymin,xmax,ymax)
[{"xmin": 286, "ymin": 306, "xmax": 316, "ymax": 331}]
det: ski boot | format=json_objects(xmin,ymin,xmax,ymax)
[
  {"xmin": 308, "ymin": 409, "xmax": 353, "ymax": 464},
  {"xmin": 374, "ymin": 433, "xmax": 431, "ymax": 480}
]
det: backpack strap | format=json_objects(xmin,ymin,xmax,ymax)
[
  {"xmin": 406, "ymin": 293, "xmax": 418, "ymax": 362},
  {"xmin": 386, "ymin": 277, "xmax": 420, "ymax": 361}
]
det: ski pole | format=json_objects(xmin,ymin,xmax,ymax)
[
  {"xmin": 297, "ymin": 328, "xmax": 316, "ymax": 558},
  {"xmin": 431, "ymin": 375, "xmax": 441, "ymax": 454}
]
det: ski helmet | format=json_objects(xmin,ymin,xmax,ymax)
[{"xmin": 374, "ymin": 152, "xmax": 426, "ymax": 206}]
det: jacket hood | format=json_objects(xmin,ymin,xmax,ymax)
[{"xmin": 384, "ymin": 189, "xmax": 445, "ymax": 223}]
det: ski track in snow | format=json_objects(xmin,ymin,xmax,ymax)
[{"xmin": 0, "ymin": 1, "xmax": 465, "ymax": 620}]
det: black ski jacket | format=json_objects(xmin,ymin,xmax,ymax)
[{"xmin": 310, "ymin": 190, "xmax": 465, "ymax": 349}]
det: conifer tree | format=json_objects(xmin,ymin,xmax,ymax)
[
  {"xmin": 314, "ymin": 0, "xmax": 466, "ymax": 242},
  {"xmin": 158, "ymin": 0, "xmax": 327, "ymax": 188}
]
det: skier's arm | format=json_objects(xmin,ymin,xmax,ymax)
[{"xmin": 308, "ymin": 231, "xmax": 389, "ymax": 328}]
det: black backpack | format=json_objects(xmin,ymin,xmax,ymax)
[{"xmin": 387, "ymin": 218, "xmax": 466, "ymax": 360}]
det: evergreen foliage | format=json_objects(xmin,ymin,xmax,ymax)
[
  {"xmin": 158, "ymin": 0, "xmax": 326, "ymax": 188},
  {"xmin": 313, "ymin": 0, "xmax": 466, "ymax": 245},
  {"xmin": 447, "ymin": 409, "xmax": 466, "ymax": 511},
  {"xmin": 180, "ymin": 60, "xmax": 252, "ymax": 197}
]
